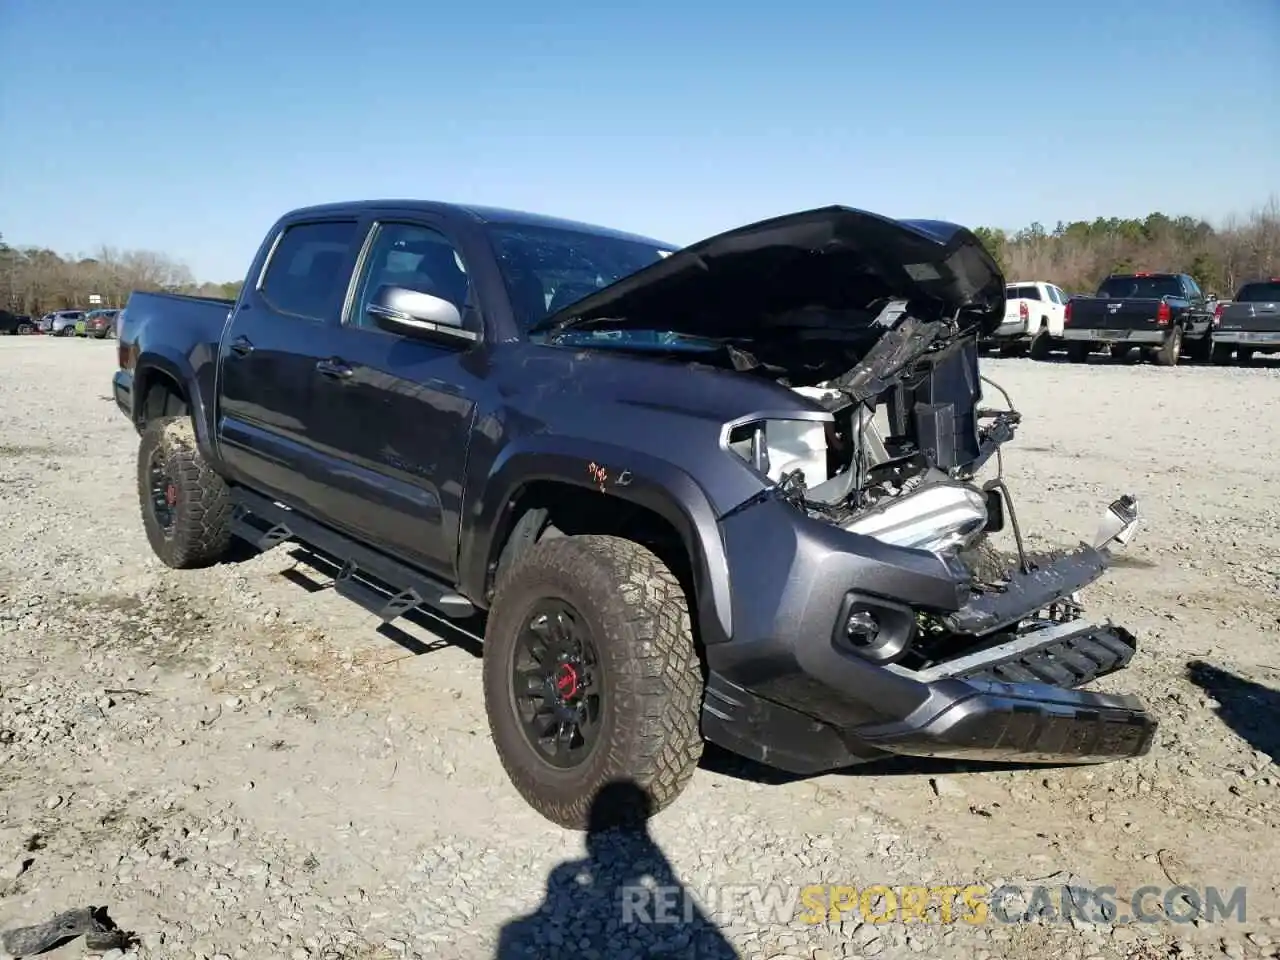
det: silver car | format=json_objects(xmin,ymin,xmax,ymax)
[{"xmin": 44, "ymin": 310, "xmax": 86, "ymax": 336}]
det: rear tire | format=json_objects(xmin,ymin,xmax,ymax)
[
  {"xmin": 1154, "ymin": 327, "xmax": 1182, "ymax": 366},
  {"xmin": 1029, "ymin": 330, "xmax": 1052, "ymax": 360},
  {"xmin": 137, "ymin": 416, "xmax": 234, "ymax": 568},
  {"xmin": 482, "ymin": 533, "xmax": 704, "ymax": 830},
  {"xmin": 1212, "ymin": 342, "xmax": 1234, "ymax": 365}
]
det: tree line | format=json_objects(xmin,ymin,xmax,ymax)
[
  {"xmin": 972, "ymin": 196, "xmax": 1278, "ymax": 297},
  {"xmin": 3, "ymin": 196, "xmax": 1278, "ymax": 317},
  {"xmin": 0, "ymin": 234, "xmax": 242, "ymax": 317}
]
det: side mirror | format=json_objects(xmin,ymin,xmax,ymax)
[{"xmin": 366, "ymin": 285, "xmax": 477, "ymax": 343}]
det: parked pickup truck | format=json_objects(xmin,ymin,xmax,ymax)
[
  {"xmin": 1212, "ymin": 278, "xmax": 1280, "ymax": 364},
  {"xmin": 113, "ymin": 201, "xmax": 1156, "ymax": 829},
  {"xmin": 986, "ymin": 280, "xmax": 1069, "ymax": 359},
  {"xmin": 1061, "ymin": 272, "xmax": 1214, "ymax": 365}
]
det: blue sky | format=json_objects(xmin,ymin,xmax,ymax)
[{"xmin": 2, "ymin": 0, "xmax": 1276, "ymax": 282}]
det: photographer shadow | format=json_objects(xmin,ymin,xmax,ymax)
[{"xmin": 494, "ymin": 780, "xmax": 738, "ymax": 959}]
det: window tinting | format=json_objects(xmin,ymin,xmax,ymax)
[
  {"xmin": 1236, "ymin": 281, "xmax": 1280, "ymax": 302},
  {"xmin": 348, "ymin": 222, "xmax": 472, "ymax": 331},
  {"xmin": 260, "ymin": 220, "xmax": 359, "ymax": 320},
  {"xmin": 1097, "ymin": 275, "xmax": 1183, "ymax": 299},
  {"xmin": 485, "ymin": 222, "xmax": 674, "ymax": 330}
]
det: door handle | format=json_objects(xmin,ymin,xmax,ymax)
[
  {"xmin": 315, "ymin": 358, "xmax": 353, "ymax": 379},
  {"xmin": 229, "ymin": 335, "xmax": 254, "ymax": 356}
]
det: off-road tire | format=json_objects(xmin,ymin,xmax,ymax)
[
  {"xmin": 1066, "ymin": 341, "xmax": 1091, "ymax": 364},
  {"xmin": 482, "ymin": 533, "xmax": 704, "ymax": 830},
  {"xmin": 137, "ymin": 416, "xmax": 234, "ymax": 568},
  {"xmin": 1154, "ymin": 327, "xmax": 1182, "ymax": 366}
]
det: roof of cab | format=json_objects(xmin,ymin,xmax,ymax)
[{"xmin": 280, "ymin": 199, "xmax": 677, "ymax": 249}]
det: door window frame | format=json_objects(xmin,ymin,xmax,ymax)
[
  {"xmin": 254, "ymin": 217, "xmax": 364, "ymax": 324},
  {"xmin": 341, "ymin": 218, "xmax": 480, "ymax": 342}
]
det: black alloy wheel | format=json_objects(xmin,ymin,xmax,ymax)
[
  {"xmin": 147, "ymin": 447, "xmax": 179, "ymax": 535},
  {"xmin": 510, "ymin": 599, "xmax": 602, "ymax": 769}
]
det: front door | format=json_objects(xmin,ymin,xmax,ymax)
[
  {"xmin": 302, "ymin": 218, "xmax": 489, "ymax": 581},
  {"xmin": 215, "ymin": 216, "xmax": 365, "ymax": 521}
]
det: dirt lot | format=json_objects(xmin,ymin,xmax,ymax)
[{"xmin": 1, "ymin": 335, "xmax": 1278, "ymax": 960}]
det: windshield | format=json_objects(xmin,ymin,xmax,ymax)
[
  {"xmin": 484, "ymin": 222, "xmax": 675, "ymax": 331},
  {"xmin": 1096, "ymin": 275, "xmax": 1182, "ymax": 299},
  {"xmin": 1235, "ymin": 281, "xmax": 1280, "ymax": 302}
]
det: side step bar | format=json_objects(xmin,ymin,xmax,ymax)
[{"xmin": 229, "ymin": 488, "xmax": 475, "ymax": 622}]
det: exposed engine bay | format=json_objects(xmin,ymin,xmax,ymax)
[
  {"xmin": 723, "ymin": 299, "xmax": 1143, "ymax": 678},
  {"xmin": 725, "ymin": 300, "xmax": 1024, "ymax": 567}
]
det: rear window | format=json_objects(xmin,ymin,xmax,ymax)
[
  {"xmin": 1005, "ymin": 285, "xmax": 1042, "ymax": 301},
  {"xmin": 1235, "ymin": 281, "xmax": 1280, "ymax": 302},
  {"xmin": 1097, "ymin": 275, "xmax": 1183, "ymax": 299}
]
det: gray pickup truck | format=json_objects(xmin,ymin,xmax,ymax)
[
  {"xmin": 1212, "ymin": 279, "xmax": 1280, "ymax": 364},
  {"xmin": 111, "ymin": 200, "xmax": 1158, "ymax": 829}
]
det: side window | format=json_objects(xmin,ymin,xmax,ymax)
[
  {"xmin": 1044, "ymin": 285, "xmax": 1061, "ymax": 304},
  {"xmin": 259, "ymin": 220, "xmax": 360, "ymax": 321},
  {"xmin": 348, "ymin": 222, "xmax": 472, "ymax": 332},
  {"xmin": 1183, "ymin": 275, "xmax": 1202, "ymax": 300}
]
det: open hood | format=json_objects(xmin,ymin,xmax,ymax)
[{"xmin": 529, "ymin": 206, "xmax": 1006, "ymax": 344}]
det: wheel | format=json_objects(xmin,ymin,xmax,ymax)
[
  {"xmin": 1108, "ymin": 344, "xmax": 1131, "ymax": 361},
  {"xmin": 137, "ymin": 416, "xmax": 234, "ymax": 568},
  {"xmin": 1066, "ymin": 342, "xmax": 1091, "ymax": 364},
  {"xmin": 1188, "ymin": 331, "xmax": 1213, "ymax": 363},
  {"xmin": 16, "ymin": 323, "xmax": 33, "ymax": 335},
  {"xmin": 482, "ymin": 533, "xmax": 704, "ymax": 830},
  {"xmin": 1239, "ymin": 349, "xmax": 1256, "ymax": 364},
  {"xmin": 1154, "ymin": 327, "xmax": 1182, "ymax": 366},
  {"xmin": 1212, "ymin": 342, "xmax": 1234, "ymax": 365},
  {"xmin": 1029, "ymin": 330, "xmax": 1052, "ymax": 360}
]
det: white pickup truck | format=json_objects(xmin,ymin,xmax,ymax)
[{"xmin": 987, "ymin": 280, "xmax": 1069, "ymax": 359}]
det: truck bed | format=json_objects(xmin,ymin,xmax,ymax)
[{"xmin": 114, "ymin": 291, "xmax": 235, "ymax": 424}]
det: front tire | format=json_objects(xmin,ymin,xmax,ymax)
[
  {"xmin": 482, "ymin": 533, "xmax": 704, "ymax": 830},
  {"xmin": 137, "ymin": 416, "xmax": 233, "ymax": 568}
]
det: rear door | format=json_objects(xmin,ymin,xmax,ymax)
[
  {"xmin": 215, "ymin": 217, "xmax": 366, "ymax": 521},
  {"xmin": 301, "ymin": 216, "xmax": 487, "ymax": 579}
]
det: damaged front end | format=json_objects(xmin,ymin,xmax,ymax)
[
  {"xmin": 708, "ymin": 323, "xmax": 1156, "ymax": 771},
  {"xmin": 535, "ymin": 204, "xmax": 1156, "ymax": 772}
]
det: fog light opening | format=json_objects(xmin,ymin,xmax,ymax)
[{"xmin": 845, "ymin": 610, "xmax": 880, "ymax": 647}]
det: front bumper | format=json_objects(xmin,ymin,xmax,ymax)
[
  {"xmin": 1062, "ymin": 328, "xmax": 1165, "ymax": 344},
  {"xmin": 702, "ymin": 497, "xmax": 1155, "ymax": 774}
]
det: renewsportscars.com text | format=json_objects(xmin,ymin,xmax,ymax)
[{"xmin": 620, "ymin": 882, "xmax": 1248, "ymax": 926}]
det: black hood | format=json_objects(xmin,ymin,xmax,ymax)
[{"xmin": 528, "ymin": 206, "xmax": 1006, "ymax": 344}]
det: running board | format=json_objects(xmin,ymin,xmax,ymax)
[{"xmin": 229, "ymin": 489, "xmax": 475, "ymax": 621}]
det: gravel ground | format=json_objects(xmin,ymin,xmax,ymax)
[{"xmin": 1, "ymin": 335, "xmax": 1278, "ymax": 960}]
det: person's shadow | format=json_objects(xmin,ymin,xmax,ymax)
[
  {"xmin": 1186, "ymin": 659, "xmax": 1280, "ymax": 764},
  {"xmin": 494, "ymin": 780, "xmax": 739, "ymax": 959}
]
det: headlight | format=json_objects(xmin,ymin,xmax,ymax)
[
  {"xmin": 723, "ymin": 416, "xmax": 831, "ymax": 490},
  {"xmin": 843, "ymin": 481, "xmax": 989, "ymax": 555}
]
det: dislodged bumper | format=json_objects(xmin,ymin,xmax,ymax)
[
  {"xmin": 851, "ymin": 676, "xmax": 1155, "ymax": 764},
  {"xmin": 702, "ymin": 496, "xmax": 1155, "ymax": 775}
]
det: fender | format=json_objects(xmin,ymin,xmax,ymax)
[
  {"xmin": 458, "ymin": 435, "xmax": 736, "ymax": 645},
  {"xmin": 133, "ymin": 347, "xmax": 218, "ymax": 464}
]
